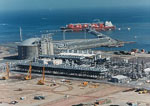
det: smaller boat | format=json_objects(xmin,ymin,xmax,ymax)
[{"xmin": 128, "ymin": 27, "xmax": 131, "ymax": 31}]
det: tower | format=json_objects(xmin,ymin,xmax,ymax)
[{"xmin": 41, "ymin": 33, "xmax": 54, "ymax": 55}]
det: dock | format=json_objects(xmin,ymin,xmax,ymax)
[{"xmin": 54, "ymin": 28, "xmax": 133, "ymax": 51}]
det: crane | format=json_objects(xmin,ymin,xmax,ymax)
[
  {"xmin": 24, "ymin": 64, "xmax": 32, "ymax": 80},
  {"xmin": 37, "ymin": 66, "xmax": 45, "ymax": 85},
  {"xmin": 2, "ymin": 62, "xmax": 9, "ymax": 80}
]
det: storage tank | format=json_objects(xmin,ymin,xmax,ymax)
[
  {"xmin": 83, "ymin": 24, "xmax": 88, "ymax": 28},
  {"xmin": 67, "ymin": 24, "xmax": 74, "ymax": 29},
  {"xmin": 99, "ymin": 24, "xmax": 104, "ymax": 29},
  {"xmin": 91, "ymin": 24, "xmax": 96, "ymax": 28},
  {"xmin": 78, "ymin": 24, "xmax": 82, "ymax": 29},
  {"xmin": 18, "ymin": 34, "xmax": 54, "ymax": 60},
  {"xmin": 18, "ymin": 38, "xmax": 40, "ymax": 59},
  {"xmin": 94, "ymin": 24, "xmax": 99, "ymax": 28}
]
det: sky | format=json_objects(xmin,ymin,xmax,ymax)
[{"xmin": 0, "ymin": 0, "xmax": 150, "ymax": 11}]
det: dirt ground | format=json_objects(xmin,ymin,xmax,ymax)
[
  {"xmin": 0, "ymin": 73, "xmax": 128, "ymax": 106},
  {"xmin": 0, "ymin": 72, "xmax": 150, "ymax": 106},
  {"xmin": 102, "ymin": 91, "xmax": 150, "ymax": 106},
  {"xmin": 0, "ymin": 45, "xmax": 17, "ymax": 59}
]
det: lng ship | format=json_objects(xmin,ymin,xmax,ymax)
[{"xmin": 60, "ymin": 21, "xmax": 116, "ymax": 31}]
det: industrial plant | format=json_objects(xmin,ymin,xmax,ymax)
[
  {"xmin": 8, "ymin": 28, "xmax": 150, "ymax": 88},
  {"xmin": 1, "ymin": 26, "xmax": 150, "ymax": 106},
  {"xmin": 4, "ymin": 28, "xmax": 150, "ymax": 85},
  {"xmin": 0, "ymin": 0, "xmax": 149, "ymax": 104}
]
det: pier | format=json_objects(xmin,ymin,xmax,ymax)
[{"xmin": 53, "ymin": 28, "xmax": 132, "ymax": 51}]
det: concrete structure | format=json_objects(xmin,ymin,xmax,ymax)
[{"xmin": 18, "ymin": 34, "xmax": 54, "ymax": 59}]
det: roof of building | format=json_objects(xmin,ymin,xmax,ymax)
[
  {"xmin": 112, "ymin": 75, "xmax": 128, "ymax": 80},
  {"xmin": 39, "ymin": 55, "xmax": 85, "ymax": 60},
  {"xmin": 59, "ymin": 52, "xmax": 96, "ymax": 57},
  {"xmin": 19, "ymin": 38, "xmax": 41, "ymax": 46}
]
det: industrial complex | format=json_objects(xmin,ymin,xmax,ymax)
[{"xmin": 1, "ymin": 27, "xmax": 150, "ymax": 106}]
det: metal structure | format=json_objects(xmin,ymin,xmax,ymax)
[
  {"xmin": 20, "ymin": 27, "xmax": 23, "ymax": 42},
  {"xmin": 24, "ymin": 64, "xmax": 32, "ymax": 80},
  {"xmin": 2, "ymin": 62, "xmax": 10, "ymax": 80},
  {"xmin": 16, "ymin": 62, "xmax": 108, "ymax": 79},
  {"xmin": 37, "ymin": 66, "xmax": 45, "ymax": 85}
]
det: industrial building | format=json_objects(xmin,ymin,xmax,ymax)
[
  {"xmin": 16, "ymin": 48, "xmax": 106, "ymax": 79},
  {"xmin": 18, "ymin": 34, "xmax": 54, "ymax": 59},
  {"xmin": 111, "ymin": 75, "xmax": 130, "ymax": 83}
]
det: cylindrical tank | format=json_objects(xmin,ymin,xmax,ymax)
[
  {"xmin": 78, "ymin": 24, "xmax": 82, "ymax": 29},
  {"xmin": 91, "ymin": 24, "xmax": 95, "ymax": 28},
  {"xmin": 74, "ymin": 24, "xmax": 79, "ymax": 28},
  {"xmin": 18, "ymin": 45, "xmax": 39, "ymax": 59},
  {"xmin": 141, "ymin": 49, "xmax": 145, "ymax": 53},
  {"xmin": 67, "ymin": 24, "xmax": 74, "ymax": 29},
  {"xmin": 94, "ymin": 24, "xmax": 99, "ymax": 28},
  {"xmin": 99, "ymin": 24, "xmax": 104, "ymax": 29},
  {"xmin": 83, "ymin": 24, "xmax": 88, "ymax": 28}
]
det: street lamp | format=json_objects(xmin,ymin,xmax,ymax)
[{"xmin": 63, "ymin": 30, "xmax": 66, "ymax": 41}]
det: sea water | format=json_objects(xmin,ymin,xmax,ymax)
[{"xmin": 0, "ymin": 7, "xmax": 150, "ymax": 51}]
